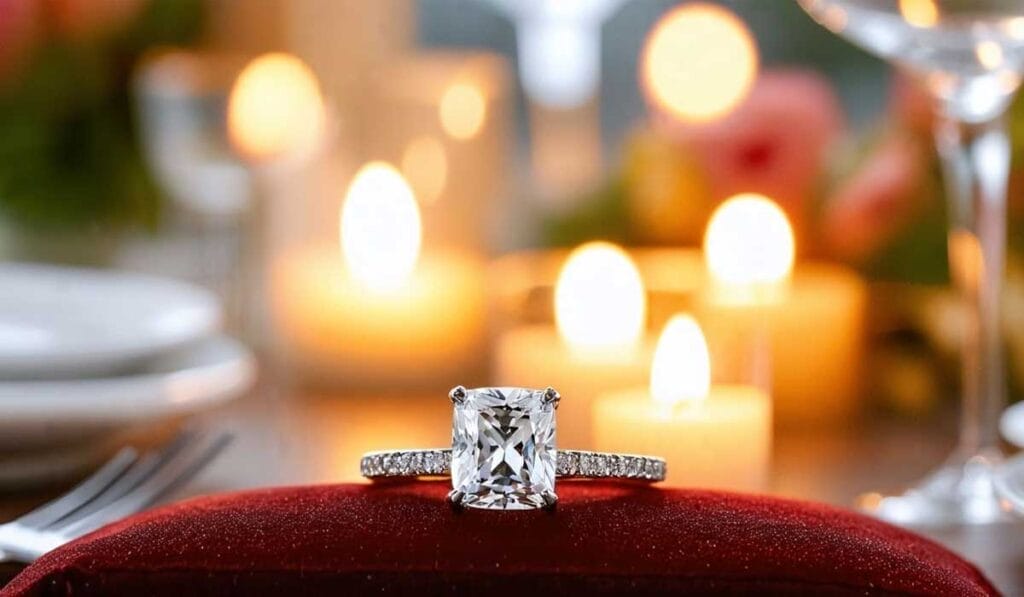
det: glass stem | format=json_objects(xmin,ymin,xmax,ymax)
[{"xmin": 934, "ymin": 111, "xmax": 1008, "ymax": 457}]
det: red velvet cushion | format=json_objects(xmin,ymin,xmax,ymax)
[{"xmin": 2, "ymin": 482, "xmax": 997, "ymax": 596}]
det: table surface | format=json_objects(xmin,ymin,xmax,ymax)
[{"xmin": 2, "ymin": 381, "xmax": 1022, "ymax": 594}]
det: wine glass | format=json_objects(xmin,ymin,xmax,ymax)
[{"xmin": 798, "ymin": 0, "xmax": 1024, "ymax": 526}]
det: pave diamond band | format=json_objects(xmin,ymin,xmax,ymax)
[{"xmin": 360, "ymin": 449, "xmax": 666, "ymax": 482}]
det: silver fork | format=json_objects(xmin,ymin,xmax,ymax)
[{"xmin": 0, "ymin": 429, "xmax": 231, "ymax": 563}]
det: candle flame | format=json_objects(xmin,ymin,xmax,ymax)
[
  {"xmin": 640, "ymin": 3, "xmax": 758, "ymax": 123},
  {"xmin": 340, "ymin": 162, "xmax": 422, "ymax": 292},
  {"xmin": 704, "ymin": 193, "xmax": 795, "ymax": 287},
  {"xmin": 555, "ymin": 242, "xmax": 646, "ymax": 353},
  {"xmin": 439, "ymin": 82, "xmax": 486, "ymax": 140},
  {"xmin": 227, "ymin": 53, "xmax": 325, "ymax": 160},
  {"xmin": 650, "ymin": 314, "xmax": 711, "ymax": 407}
]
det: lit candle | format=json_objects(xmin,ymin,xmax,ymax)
[
  {"xmin": 494, "ymin": 242, "xmax": 655, "ymax": 448},
  {"xmin": 593, "ymin": 314, "xmax": 771, "ymax": 490},
  {"xmin": 699, "ymin": 193, "xmax": 867, "ymax": 427},
  {"xmin": 228, "ymin": 53, "xmax": 327, "ymax": 163},
  {"xmin": 269, "ymin": 162, "xmax": 486, "ymax": 388}
]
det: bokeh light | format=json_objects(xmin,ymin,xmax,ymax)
[
  {"xmin": 898, "ymin": 0, "xmax": 939, "ymax": 28},
  {"xmin": 976, "ymin": 40, "xmax": 1004, "ymax": 70},
  {"xmin": 641, "ymin": 3, "xmax": 758, "ymax": 123},
  {"xmin": 227, "ymin": 53, "xmax": 325, "ymax": 160},
  {"xmin": 439, "ymin": 82, "xmax": 486, "ymax": 140}
]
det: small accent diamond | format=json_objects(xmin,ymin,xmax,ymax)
[
  {"xmin": 396, "ymin": 453, "xmax": 411, "ymax": 474},
  {"xmin": 556, "ymin": 451, "xmax": 580, "ymax": 476},
  {"xmin": 580, "ymin": 453, "xmax": 594, "ymax": 476}
]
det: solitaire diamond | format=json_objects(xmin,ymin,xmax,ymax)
[{"xmin": 451, "ymin": 387, "xmax": 556, "ymax": 510}]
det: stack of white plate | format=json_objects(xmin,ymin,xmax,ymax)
[{"xmin": 0, "ymin": 263, "xmax": 255, "ymax": 487}]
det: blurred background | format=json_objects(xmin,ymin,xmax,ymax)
[{"xmin": 1, "ymin": 0, "xmax": 1024, "ymax": 496}]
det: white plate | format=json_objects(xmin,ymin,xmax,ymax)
[
  {"xmin": 996, "ymin": 455, "xmax": 1024, "ymax": 516},
  {"xmin": 0, "ymin": 335, "xmax": 255, "ymax": 450},
  {"xmin": 0, "ymin": 263, "xmax": 220, "ymax": 378}
]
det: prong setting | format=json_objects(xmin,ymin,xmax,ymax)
[
  {"xmin": 449, "ymin": 385, "xmax": 467, "ymax": 404},
  {"xmin": 447, "ymin": 489, "xmax": 466, "ymax": 509},
  {"xmin": 541, "ymin": 490, "xmax": 558, "ymax": 510},
  {"xmin": 543, "ymin": 386, "xmax": 561, "ymax": 409}
]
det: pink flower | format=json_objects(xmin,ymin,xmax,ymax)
[
  {"xmin": 821, "ymin": 132, "xmax": 929, "ymax": 263},
  {"xmin": 663, "ymin": 69, "xmax": 845, "ymax": 243}
]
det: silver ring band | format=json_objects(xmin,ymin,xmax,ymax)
[{"xmin": 361, "ymin": 449, "xmax": 666, "ymax": 482}]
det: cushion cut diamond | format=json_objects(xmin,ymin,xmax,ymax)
[{"xmin": 451, "ymin": 387, "xmax": 556, "ymax": 510}]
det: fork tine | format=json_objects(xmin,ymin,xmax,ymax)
[
  {"xmin": 15, "ymin": 448, "xmax": 138, "ymax": 529},
  {"xmin": 59, "ymin": 432, "xmax": 232, "ymax": 538},
  {"xmin": 45, "ymin": 429, "xmax": 199, "ymax": 530}
]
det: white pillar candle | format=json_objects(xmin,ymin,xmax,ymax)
[
  {"xmin": 700, "ymin": 194, "xmax": 867, "ymax": 427},
  {"xmin": 594, "ymin": 314, "xmax": 771, "ymax": 490},
  {"xmin": 269, "ymin": 163, "xmax": 486, "ymax": 388}
]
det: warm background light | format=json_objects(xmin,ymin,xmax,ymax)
[
  {"xmin": 401, "ymin": 136, "xmax": 448, "ymax": 204},
  {"xmin": 650, "ymin": 315, "xmax": 711, "ymax": 408},
  {"xmin": 704, "ymin": 193, "xmax": 795, "ymax": 286},
  {"xmin": 899, "ymin": 0, "xmax": 939, "ymax": 28},
  {"xmin": 976, "ymin": 40, "xmax": 1004, "ymax": 70},
  {"xmin": 641, "ymin": 3, "xmax": 758, "ymax": 123},
  {"xmin": 555, "ymin": 241, "xmax": 646, "ymax": 353},
  {"xmin": 227, "ymin": 53, "xmax": 325, "ymax": 160},
  {"xmin": 340, "ymin": 162, "xmax": 422, "ymax": 292},
  {"xmin": 439, "ymin": 82, "xmax": 487, "ymax": 140}
]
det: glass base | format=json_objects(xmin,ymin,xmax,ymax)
[{"xmin": 857, "ymin": 449, "xmax": 1013, "ymax": 528}]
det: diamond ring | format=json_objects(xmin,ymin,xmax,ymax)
[{"xmin": 360, "ymin": 386, "xmax": 666, "ymax": 510}]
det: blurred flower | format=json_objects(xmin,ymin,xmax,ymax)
[
  {"xmin": 666, "ymin": 69, "xmax": 845, "ymax": 243},
  {"xmin": 0, "ymin": 0, "xmax": 37, "ymax": 80},
  {"xmin": 821, "ymin": 132, "xmax": 929, "ymax": 263}
]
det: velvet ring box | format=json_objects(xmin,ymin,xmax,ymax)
[{"xmin": 3, "ymin": 482, "xmax": 998, "ymax": 596}]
